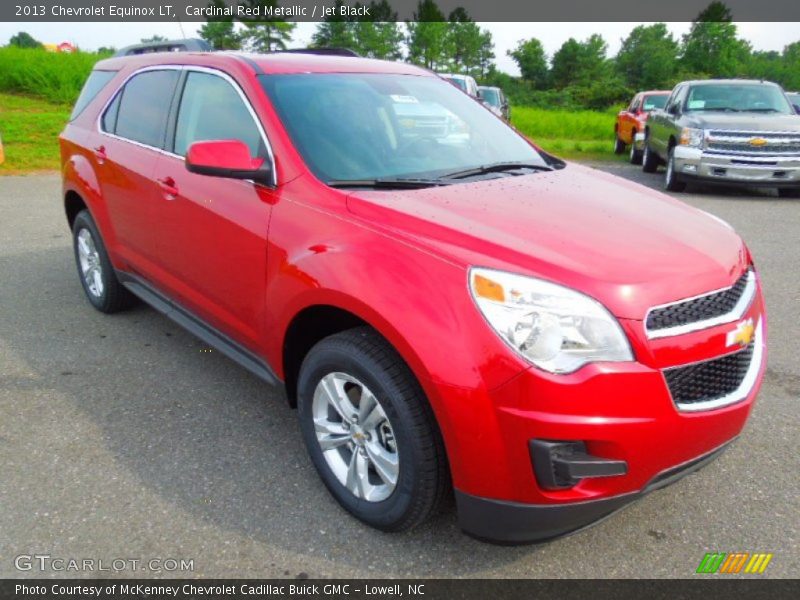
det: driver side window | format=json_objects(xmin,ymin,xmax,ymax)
[{"xmin": 173, "ymin": 71, "xmax": 264, "ymax": 158}]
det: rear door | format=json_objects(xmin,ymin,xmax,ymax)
[
  {"xmin": 151, "ymin": 68, "xmax": 277, "ymax": 350},
  {"xmin": 95, "ymin": 68, "xmax": 181, "ymax": 278}
]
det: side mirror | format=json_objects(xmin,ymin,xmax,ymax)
[
  {"xmin": 794, "ymin": 103, "xmax": 800, "ymax": 115},
  {"xmin": 668, "ymin": 104, "xmax": 680, "ymax": 116},
  {"xmin": 186, "ymin": 140, "xmax": 272, "ymax": 186}
]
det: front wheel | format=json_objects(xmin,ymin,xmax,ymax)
[
  {"xmin": 778, "ymin": 187, "xmax": 800, "ymax": 198},
  {"xmin": 629, "ymin": 139, "xmax": 643, "ymax": 165},
  {"xmin": 297, "ymin": 327, "xmax": 449, "ymax": 532},
  {"xmin": 664, "ymin": 147, "xmax": 687, "ymax": 192}
]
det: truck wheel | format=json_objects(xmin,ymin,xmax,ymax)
[
  {"xmin": 664, "ymin": 147, "xmax": 687, "ymax": 192},
  {"xmin": 72, "ymin": 210, "xmax": 135, "ymax": 313},
  {"xmin": 614, "ymin": 134, "xmax": 626, "ymax": 154},
  {"xmin": 642, "ymin": 138, "xmax": 659, "ymax": 173},
  {"xmin": 778, "ymin": 188, "xmax": 800, "ymax": 198},
  {"xmin": 297, "ymin": 327, "xmax": 449, "ymax": 532},
  {"xmin": 629, "ymin": 141, "xmax": 643, "ymax": 165}
]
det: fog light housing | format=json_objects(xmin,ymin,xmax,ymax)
[{"xmin": 530, "ymin": 440, "xmax": 628, "ymax": 490}]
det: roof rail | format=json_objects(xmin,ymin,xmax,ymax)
[
  {"xmin": 277, "ymin": 48, "xmax": 360, "ymax": 57},
  {"xmin": 113, "ymin": 38, "xmax": 212, "ymax": 57}
]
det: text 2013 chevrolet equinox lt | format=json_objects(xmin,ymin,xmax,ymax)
[{"xmin": 60, "ymin": 52, "xmax": 766, "ymax": 543}]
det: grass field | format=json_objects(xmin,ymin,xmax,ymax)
[
  {"xmin": 0, "ymin": 93, "xmax": 620, "ymax": 175},
  {"xmin": 0, "ymin": 93, "xmax": 70, "ymax": 173}
]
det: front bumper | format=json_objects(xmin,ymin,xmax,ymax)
[
  {"xmin": 672, "ymin": 146, "xmax": 800, "ymax": 185},
  {"xmin": 457, "ymin": 440, "xmax": 732, "ymax": 544},
  {"xmin": 437, "ymin": 285, "xmax": 766, "ymax": 544}
]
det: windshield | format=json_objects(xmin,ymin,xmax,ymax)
[
  {"xmin": 480, "ymin": 88, "xmax": 501, "ymax": 107},
  {"xmin": 642, "ymin": 94, "xmax": 667, "ymax": 111},
  {"xmin": 685, "ymin": 84, "xmax": 793, "ymax": 114},
  {"xmin": 260, "ymin": 73, "xmax": 547, "ymax": 183},
  {"xmin": 443, "ymin": 76, "xmax": 467, "ymax": 92}
]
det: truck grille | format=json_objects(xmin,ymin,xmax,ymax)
[
  {"xmin": 706, "ymin": 130, "xmax": 800, "ymax": 157},
  {"xmin": 646, "ymin": 270, "xmax": 751, "ymax": 333},
  {"xmin": 664, "ymin": 343, "xmax": 754, "ymax": 408}
]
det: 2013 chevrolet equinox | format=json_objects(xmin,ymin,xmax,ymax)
[{"xmin": 60, "ymin": 51, "xmax": 767, "ymax": 543}]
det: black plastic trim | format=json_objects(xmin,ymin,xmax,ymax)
[
  {"xmin": 530, "ymin": 440, "xmax": 627, "ymax": 489},
  {"xmin": 457, "ymin": 439, "xmax": 735, "ymax": 544},
  {"xmin": 116, "ymin": 270, "xmax": 280, "ymax": 387}
]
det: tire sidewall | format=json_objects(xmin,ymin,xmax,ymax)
[
  {"xmin": 297, "ymin": 341, "xmax": 421, "ymax": 530},
  {"xmin": 72, "ymin": 211, "xmax": 113, "ymax": 312}
]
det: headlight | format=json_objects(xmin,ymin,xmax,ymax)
[
  {"xmin": 679, "ymin": 127, "xmax": 704, "ymax": 148},
  {"xmin": 469, "ymin": 268, "xmax": 633, "ymax": 374}
]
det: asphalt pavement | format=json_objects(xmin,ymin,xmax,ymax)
[{"xmin": 0, "ymin": 165, "xmax": 797, "ymax": 578}]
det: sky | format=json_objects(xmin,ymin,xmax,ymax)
[{"xmin": 1, "ymin": 21, "xmax": 798, "ymax": 75}]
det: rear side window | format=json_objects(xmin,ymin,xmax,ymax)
[
  {"xmin": 173, "ymin": 71, "xmax": 263, "ymax": 158},
  {"xmin": 110, "ymin": 70, "xmax": 180, "ymax": 148},
  {"xmin": 70, "ymin": 70, "xmax": 117, "ymax": 120}
]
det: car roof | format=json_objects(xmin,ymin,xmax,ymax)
[
  {"xmin": 681, "ymin": 79, "xmax": 781, "ymax": 87},
  {"xmin": 641, "ymin": 90, "xmax": 671, "ymax": 95},
  {"xmin": 95, "ymin": 51, "xmax": 432, "ymax": 77}
]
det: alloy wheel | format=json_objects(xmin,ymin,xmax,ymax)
[
  {"xmin": 76, "ymin": 228, "xmax": 104, "ymax": 298},
  {"xmin": 312, "ymin": 372, "xmax": 399, "ymax": 502}
]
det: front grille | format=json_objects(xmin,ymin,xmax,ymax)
[
  {"xmin": 664, "ymin": 343, "xmax": 754, "ymax": 407},
  {"xmin": 646, "ymin": 270, "xmax": 750, "ymax": 332},
  {"xmin": 706, "ymin": 130, "xmax": 800, "ymax": 157}
]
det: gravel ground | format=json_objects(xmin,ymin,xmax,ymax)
[{"xmin": 0, "ymin": 166, "xmax": 797, "ymax": 578}]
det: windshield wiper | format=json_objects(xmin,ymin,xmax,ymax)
[
  {"xmin": 690, "ymin": 107, "xmax": 740, "ymax": 112},
  {"xmin": 745, "ymin": 108, "xmax": 782, "ymax": 113},
  {"xmin": 439, "ymin": 162, "xmax": 554, "ymax": 180},
  {"xmin": 326, "ymin": 178, "xmax": 448, "ymax": 190}
]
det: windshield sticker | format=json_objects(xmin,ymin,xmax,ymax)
[
  {"xmin": 687, "ymin": 100, "xmax": 705, "ymax": 109},
  {"xmin": 391, "ymin": 95, "xmax": 419, "ymax": 104}
]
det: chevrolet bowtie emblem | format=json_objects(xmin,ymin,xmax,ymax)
[
  {"xmin": 726, "ymin": 319, "xmax": 755, "ymax": 348},
  {"xmin": 749, "ymin": 137, "xmax": 768, "ymax": 147}
]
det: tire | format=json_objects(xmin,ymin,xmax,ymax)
[
  {"xmin": 629, "ymin": 139, "xmax": 643, "ymax": 165},
  {"xmin": 778, "ymin": 187, "xmax": 800, "ymax": 198},
  {"xmin": 642, "ymin": 137, "xmax": 660, "ymax": 173},
  {"xmin": 72, "ymin": 210, "xmax": 135, "ymax": 313},
  {"xmin": 614, "ymin": 133, "xmax": 626, "ymax": 155},
  {"xmin": 297, "ymin": 327, "xmax": 449, "ymax": 532},
  {"xmin": 664, "ymin": 146, "xmax": 687, "ymax": 192}
]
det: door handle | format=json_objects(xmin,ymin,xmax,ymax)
[
  {"xmin": 156, "ymin": 176, "xmax": 179, "ymax": 199},
  {"xmin": 93, "ymin": 145, "xmax": 107, "ymax": 164}
]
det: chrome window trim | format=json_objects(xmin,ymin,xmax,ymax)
[
  {"xmin": 645, "ymin": 270, "xmax": 757, "ymax": 339},
  {"xmin": 668, "ymin": 317, "xmax": 764, "ymax": 412},
  {"xmin": 95, "ymin": 64, "xmax": 277, "ymax": 186}
]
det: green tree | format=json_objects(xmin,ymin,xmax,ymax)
[
  {"xmin": 140, "ymin": 35, "xmax": 168, "ymax": 43},
  {"xmin": 680, "ymin": 1, "xmax": 751, "ymax": 77},
  {"xmin": 199, "ymin": 1, "xmax": 243, "ymax": 50},
  {"xmin": 747, "ymin": 50, "xmax": 784, "ymax": 85},
  {"xmin": 508, "ymin": 38, "xmax": 549, "ymax": 89},
  {"xmin": 9, "ymin": 31, "xmax": 42, "ymax": 48},
  {"xmin": 311, "ymin": 1, "xmax": 356, "ymax": 50},
  {"xmin": 406, "ymin": 0, "xmax": 449, "ymax": 70},
  {"xmin": 551, "ymin": 34, "xmax": 609, "ymax": 88},
  {"xmin": 312, "ymin": 2, "xmax": 403, "ymax": 59},
  {"xmin": 780, "ymin": 42, "xmax": 800, "ymax": 91},
  {"xmin": 615, "ymin": 24, "xmax": 679, "ymax": 89},
  {"xmin": 238, "ymin": 0, "xmax": 296, "ymax": 52}
]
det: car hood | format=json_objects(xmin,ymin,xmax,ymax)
[
  {"xmin": 682, "ymin": 112, "xmax": 800, "ymax": 131},
  {"xmin": 346, "ymin": 163, "xmax": 749, "ymax": 320}
]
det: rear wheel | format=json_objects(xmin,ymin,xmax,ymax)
[
  {"xmin": 72, "ymin": 210, "xmax": 135, "ymax": 313},
  {"xmin": 614, "ymin": 133, "xmax": 626, "ymax": 154},
  {"xmin": 664, "ymin": 147, "xmax": 687, "ymax": 192},
  {"xmin": 629, "ymin": 140, "xmax": 643, "ymax": 165},
  {"xmin": 297, "ymin": 327, "xmax": 449, "ymax": 532},
  {"xmin": 642, "ymin": 137, "xmax": 660, "ymax": 173}
]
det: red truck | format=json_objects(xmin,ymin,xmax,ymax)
[
  {"xmin": 60, "ymin": 51, "xmax": 765, "ymax": 543},
  {"xmin": 615, "ymin": 90, "xmax": 671, "ymax": 164}
]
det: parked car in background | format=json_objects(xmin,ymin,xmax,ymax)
[
  {"xmin": 478, "ymin": 85, "xmax": 510, "ymax": 121},
  {"xmin": 787, "ymin": 92, "xmax": 800, "ymax": 112},
  {"xmin": 644, "ymin": 79, "xmax": 800, "ymax": 196},
  {"xmin": 61, "ymin": 51, "xmax": 766, "ymax": 544},
  {"xmin": 439, "ymin": 73, "xmax": 479, "ymax": 98},
  {"xmin": 615, "ymin": 91, "xmax": 670, "ymax": 164}
]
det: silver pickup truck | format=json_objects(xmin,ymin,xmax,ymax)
[{"xmin": 641, "ymin": 79, "xmax": 800, "ymax": 197}]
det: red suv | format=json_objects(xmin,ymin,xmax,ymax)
[{"xmin": 60, "ymin": 52, "xmax": 766, "ymax": 543}]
